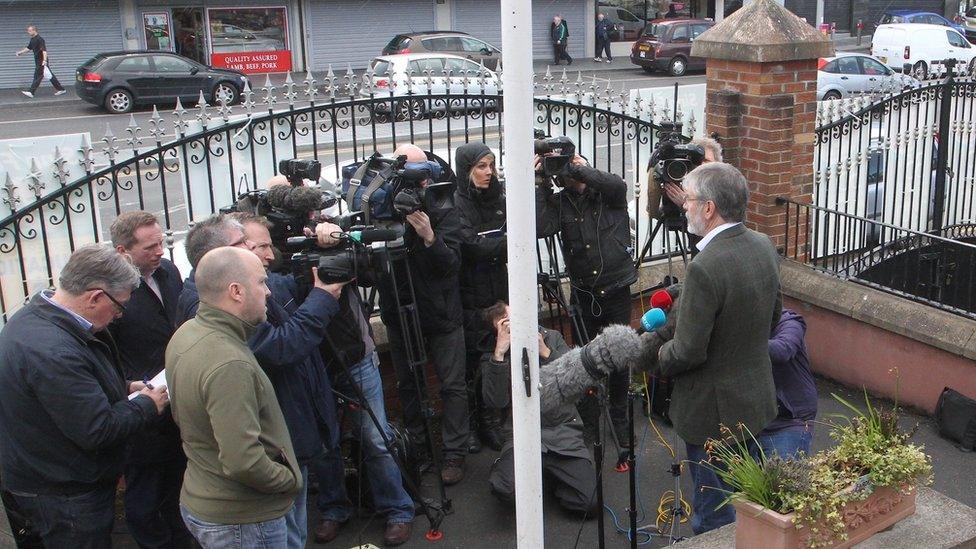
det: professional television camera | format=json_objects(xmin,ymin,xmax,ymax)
[
  {"xmin": 647, "ymin": 132, "xmax": 705, "ymax": 221},
  {"xmin": 341, "ymin": 152, "xmax": 455, "ymax": 225},
  {"xmin": 285, "ymin": 224, "xmax": 399, "ymax": 284},
  {"xmin": 534, "ymin": 135, "xmax": 577, "ymax": 178},
  {"xmin": 221, "ymin": 158, "xmax": 338, "ymax": 270}
]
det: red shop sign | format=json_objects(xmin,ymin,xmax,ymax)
[{"xmin": 211, "ymin": 50, "xmax": 292, "ymax": 74}]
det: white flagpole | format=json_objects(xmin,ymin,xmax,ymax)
[{"xmin": 500, "ymin": 1, "xmax": 544, "ymax": 547}]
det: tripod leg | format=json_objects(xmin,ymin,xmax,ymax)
[
  {"xmin": 593, "ymin": 392, "xmax": 606, "ymax": 549},
  {"xmin": 627, "ymin": 391, "xmax": 637, "ymax": 549},
  {"xmin": 637, "ymin": 218, "xmax": 665, "ymax": 266},
  {"xmin": 324, "ymin": 333, "xmax": 449, "ymax": 535}
]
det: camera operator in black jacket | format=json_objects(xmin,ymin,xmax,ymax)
[
  {"xmin": 454, "ymin": 142, "xmax": 507, "ymax": 454},
  {"xmin": 378, "ymin": 144, "xmax": 470, "ymax": 486},
  {"xmin": 536, "ymin": 152, "xmax": 637, "ymax": 450}
]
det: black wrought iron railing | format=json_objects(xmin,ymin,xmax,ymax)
[
  {"xmin": 0, "ymin": 72, "xmax": 701, "ymax": 324},
  {"xmin": 813, "ymin": 65, "xmax": 976, "ymax": 237},
  {"xmin": 778, "ymin": 197, "xmax": 976, "ymax": 319}
]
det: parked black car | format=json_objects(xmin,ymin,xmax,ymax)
[{"xmin": 75, "ymin": 51, "xmax": 248, "ymax": 114}]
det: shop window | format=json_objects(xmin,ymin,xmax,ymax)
[
  {"xmin": 207, "ymin": 7, "xmax": 291, "ymax": 73},
  {"xmin": 208, "ymin": 7, "xmax": 287, "ymax": 54}
]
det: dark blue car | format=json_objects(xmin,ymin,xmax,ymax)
[{"xmin": 878, "ymin": 10, "xmax": 966, "ymax": 35}]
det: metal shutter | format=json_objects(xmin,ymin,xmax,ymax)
[
  {"xmin": 454, "ymin": 0, "xmax": 586, "ymax": 60},
  {"xmin": 824, "ymin": 0, "xmax": 851, "ymax": 31},
  {"xmin": 305, "ymin": 0, "xmax": 435, "ymax": 69},
  {"xmin": 532, "ymin": 0, "xmax": 586, "ymax": 59},
  {"xmin": 453, "ymin": 0, "xmax": 503, "ymax": 49},
  {"xmin": 785, "ymin": 0, "xmax": 818, "ymax": 26},
  {"xmin": 0, "ymin": 1, "xmax": 123, "ymax": 89}
]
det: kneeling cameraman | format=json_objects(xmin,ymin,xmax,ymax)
[
  {"xmin": 482, "ymin": 302, "xmax": 597, "ymax": 516},
  {"xmin": 536, "ymin": 141, "xmax": 636, "ymax": 452}
]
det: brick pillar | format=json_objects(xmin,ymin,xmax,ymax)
[{"xmin": 692, "ymin": 0, "xmax": 832, "ymax": 255}]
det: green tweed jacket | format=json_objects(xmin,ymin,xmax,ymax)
[{"xmin": 658, "ymin": 224, "xmax": 781, "ymax": 445}]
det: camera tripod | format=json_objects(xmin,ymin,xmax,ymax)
[
  {"xmin": 637, "ymin": 216, "xmax": 693, "ymax": 278},
  {"xmin": 326, "ymin": 239, "xmax": 453, "ymax": 540},
  {"xmin": 322, "ymin": 325, "xmax": 450, "ymax": 540}
]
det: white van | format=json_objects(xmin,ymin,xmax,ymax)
[{"xmin": 871, "ymin": 23, "xmax": 976, "ymax": 79}]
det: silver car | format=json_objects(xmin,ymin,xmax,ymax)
[
  {"xmin": 817, "ymin": 53, "xmax": 920, "ymax": 100},
  {"xmin": 362, "ymin": 53, "xmax": 500, "ymax": 118}
]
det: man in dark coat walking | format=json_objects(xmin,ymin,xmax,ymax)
[
  {"xmin": 109, "ymin": 211, "xmax": 192, "ymax": 548},
  {"xmin": 655, "ymin": 162, "xmax": 781, "ymax": 535},
  {"xmin": 15, "ymin": 25, "xmax": 65, "ymax": 98},
  {"xmin": 550, "ymin": 16, "xmax": 573, "ymax": 65},
  {"xmin": 594, "ymin": 13, "xmax": 614, "ymax": 62}
]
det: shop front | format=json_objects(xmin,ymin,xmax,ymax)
[{"xmin": 135, "ymin": 2, "xmax": 297, "ymax": 74}]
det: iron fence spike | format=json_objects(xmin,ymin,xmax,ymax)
[
  {"xmin": 52, "ymin": 146, "xmax": 70, "ymax": 186},
  {"xmin": 2, "ymin": 172, "xmax": 20, "ymax": 211},
  {"xmin": 26, "ymin": 157, "xmax": 45, "ymax": 199}
]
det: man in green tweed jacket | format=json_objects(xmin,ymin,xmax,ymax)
[{"xmin": 656, "ymin": 162, "xmax": 782, "ymax": 535}]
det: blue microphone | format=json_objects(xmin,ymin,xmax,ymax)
[{"xmin": 640, "ymin": 308, "xmax": 667, "ymax": 333}]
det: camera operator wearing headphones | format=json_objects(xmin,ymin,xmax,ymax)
[
  {"xmin": 536, "ymin": 143, "xmax": 637, "ymax": 452},
  {"xmin": 377, "ymin": 144, "xmax": 470, "ymax": 486},
  {"xmin": 645, "ymin": 136, "xmax": 723, "ymax": 254}
]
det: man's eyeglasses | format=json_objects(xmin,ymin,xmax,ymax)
[{"xmin": 88, "ymin": 288, "xmax": 126, "ymax": 313}]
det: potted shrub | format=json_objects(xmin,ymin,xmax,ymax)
[{"xmin": 702, "ymin": 390, "xmax": 933, "ymax": 548}]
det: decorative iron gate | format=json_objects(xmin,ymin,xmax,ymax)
[
  {"xmin": 813, "ymin": 69, "xmax": 976, "ymax": 251},
  {"xmin": 0, "ymin": 68, "xmax": 701, "ymax": 324}
]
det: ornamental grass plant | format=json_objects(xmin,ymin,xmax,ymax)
[{"xmin": 701, "ymin": 387, "xmax": 933, "ymax": 548}]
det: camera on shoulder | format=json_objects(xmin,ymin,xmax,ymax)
[{"xmin": 534, "ymin": 135, "xmax": 576, "ymax": 178}]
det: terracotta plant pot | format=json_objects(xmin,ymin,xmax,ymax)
[{"xmin": 732, "ymin": 485, "xmax": 917, "ymax": 549}]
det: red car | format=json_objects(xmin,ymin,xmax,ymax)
[{"xmin": 630, "ymin": 18, "xmax": 714, "ymax": 76}]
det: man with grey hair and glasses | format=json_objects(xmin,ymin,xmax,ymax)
[
  {"xmin": 652, "ymin": 162, "xmax": 781, "ymax": 535},
  {"xmin": 0, "ymin": 244, "xmax": 169, "ymax": 548}
]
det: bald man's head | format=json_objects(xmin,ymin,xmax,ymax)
[
  {"xmin": 196, "ymin": 247, "xmax": 270, "ymax": 324},
  {"xmin": 393, "ymin": 144, "xmax": 427, "ymax": 163}
]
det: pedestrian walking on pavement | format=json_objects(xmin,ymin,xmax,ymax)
[
  {"xmin": 15, "ymin": 25, "xmax": 66, "ymax": 98},
  {"xmin": 550, "ymin": 16, "xmax": 573, "ymax": 66},
  {"xmin": 595, "ymin": 12, "xmax": 614, "ymax": 63}
]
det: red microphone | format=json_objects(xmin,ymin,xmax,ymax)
[{"xmin": 650, "ymin": 289, "xmax": 673, "ymax": 311}]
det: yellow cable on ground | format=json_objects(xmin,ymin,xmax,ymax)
[{"xmin": 641, "ymin": 372, "xmax": 691, "ymax": 532}]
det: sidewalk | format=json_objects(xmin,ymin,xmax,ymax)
[{"xmin": 0, "ymin": 34, "xmax": 871, "ymax": 110}]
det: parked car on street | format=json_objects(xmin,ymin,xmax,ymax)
[
  {"xmin": 382, "ymin": 32, "xmax": 501, "ymax": 70},
  {"xmin": 878, "ymin": 9, "xmax": 966, "ymax": 35},
  {"xmin": 871, "ymin": 23, "xmax": 976, "ymax": 79},
  {"xmin": 362, "ymin": 53, "xmax": 500, "ymax": 118},
  {"xmin": 961, "ymin": 7, "xmax": 976, "ymax": 41},
  {"xmin": 599, "ymin": 5, "xmax": 651, "ymax": 40},
  {"xmin": 629, "ymin": 18, "xmax": 714, "ymax": 76},
  {"xmin": 817, "ymin": 53, "xmax": 921, "ymax": 100},
  {"xmin": 75, "ymin": 51, "xmax": 248, "ymax": 114}
]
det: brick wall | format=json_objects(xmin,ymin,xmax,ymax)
[{"xmin": 704, "ymin": 58, "xmax": 816, "ymax": 256}]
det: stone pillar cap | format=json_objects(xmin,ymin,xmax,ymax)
[{"xmin": 691, "ymin": 0, "xmax": 835, "ymax": 63}]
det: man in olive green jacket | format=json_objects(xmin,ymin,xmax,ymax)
[
  {"xmin": 656, "ymin": 163, "xmax": 781, "ymax": 536},
  {"xmin": 166, "ymin": 247, "xmax": 301, "ymax": 548}
]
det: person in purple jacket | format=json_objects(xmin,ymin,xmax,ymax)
[{"xmin": 757, "ymin": 308, "xmax": 818, "ymax": 459}]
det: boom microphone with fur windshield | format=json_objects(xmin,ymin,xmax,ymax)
[{"xmin": 538, "ymin": 325, "xmax": 642, "ymax": 414}]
